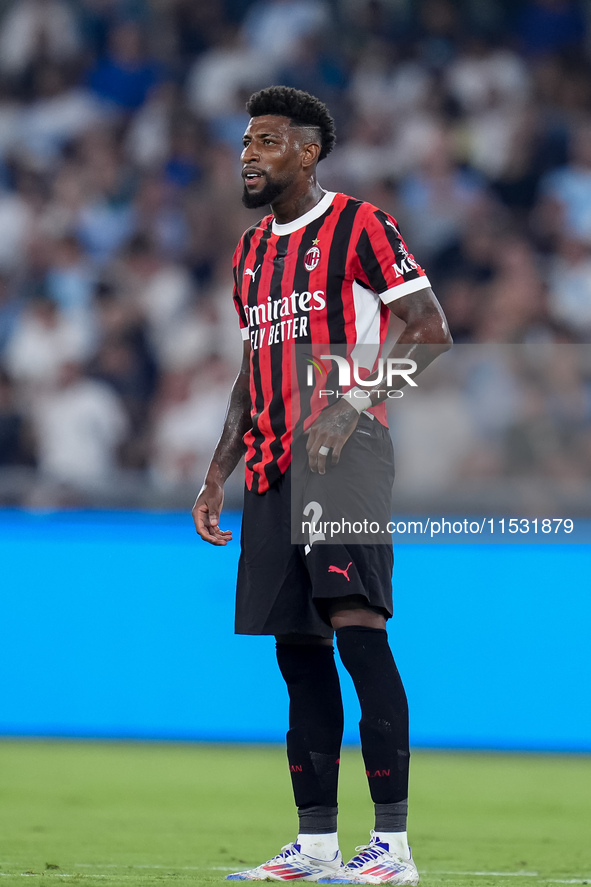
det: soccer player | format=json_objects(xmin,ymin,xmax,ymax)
[{"xmin": 193, "ymin": 86, "xmax": 452, "ymax": 885}]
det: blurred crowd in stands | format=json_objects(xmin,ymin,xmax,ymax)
[{"xmin": 0, "ymin": 0, "xmax": 591, "ymax": 511}]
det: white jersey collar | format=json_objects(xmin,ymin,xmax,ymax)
[{"xmin": 271, "ymin": 190, "xmax": 336, "ymax": 236}]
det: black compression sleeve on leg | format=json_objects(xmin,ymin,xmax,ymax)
[
  {"xmin": 276, "ymin": 643, "xmax": 344, "ymax": 833},
  {"xmin": 336, "ymin": 626, "xmax": 410, "ymax": 810}
]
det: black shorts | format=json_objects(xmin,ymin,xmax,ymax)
[{"xmin": 235, "ymin": 413, "xmax": 395, "ymax": 637}]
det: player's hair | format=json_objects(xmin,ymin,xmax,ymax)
[{"xmin": 246, "ymin": 86, "xmax": 336, "ymax": 161}]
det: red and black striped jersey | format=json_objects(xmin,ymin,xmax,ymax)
[{"xmin": 232, "ymin": 190, "xmax": 431, "ymax": 494}]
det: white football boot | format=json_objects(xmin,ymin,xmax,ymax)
[
  {"xmin": 318, "ymin": 832, "xmax": 419, "ymax": 885},
  {"xmin": 226, "ymin": 841, "xmax": 345, "ymax": 881}
]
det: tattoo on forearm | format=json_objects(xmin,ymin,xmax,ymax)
[{"xmin": 209, "ymin": 378, "xmax": 252, "ymax": 483}]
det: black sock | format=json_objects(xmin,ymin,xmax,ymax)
[
  {"xmin": 374, "ymin": 799, "xmax": 408, "ymax": 833},
  {"xmin": 336, "ymin": 626, "xmax": 410, "ymax": 823},
  {"xmin": 276, "ymin": 643, "xmax": 344, "ymax": 834}
]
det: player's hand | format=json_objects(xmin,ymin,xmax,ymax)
[
  {"xmin": 305, "ymin": 399, "xmax": 359, "ymax": 475},
  {"xmin": 192, "ymin": 481, "xmax": 233, "ymax": 545}
]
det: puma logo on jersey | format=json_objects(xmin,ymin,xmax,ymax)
[
  {"xmin": 247, "ymin": 290, "xmax": 326, "ymax": 327},
  {"xmin": 244, "ymin": 265, "xmax": 261, "ymax": 281},
  {"xmin": 328, "ymin": 561, "xmax": 353, "ymax": 581}
]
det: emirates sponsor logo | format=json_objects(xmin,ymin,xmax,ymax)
[
  {"xmin": 247, "ymin": 290, "xmax": 326, "ymax": 328},
  {"xmin": 248, "ymin": 291, "xmax": 326, "ymax": 350}
]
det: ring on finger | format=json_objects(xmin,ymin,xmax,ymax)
[{"xmin": 318, "ymin": 445, "xmax": 330, "ymax": 456}]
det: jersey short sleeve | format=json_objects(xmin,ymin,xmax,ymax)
[
  {"xmin": 232, "ymin": 240, "xmax": 250, "ymax": 341},
  {"xmin": 353, "ymin": 207, "xmax": 431, "ymax": 304}
]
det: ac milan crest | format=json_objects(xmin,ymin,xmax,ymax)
[{"xmin": 304, "ymin": 245, "xmax": 321, "ymax": 271}]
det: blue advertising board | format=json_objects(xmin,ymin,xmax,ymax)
[{"xmin": 1, "ymin": 510, "xmax": 589, "ymax": 751}]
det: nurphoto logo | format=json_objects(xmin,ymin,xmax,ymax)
[{"xmin": 304, "ymin": 353, "xmax": 418, "ymax": 399}]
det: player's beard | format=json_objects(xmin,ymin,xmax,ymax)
[{"xmin": 242, "ymin": 175, "xmax": 287, "ymax": 209}]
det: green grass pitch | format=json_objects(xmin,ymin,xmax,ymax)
[{"xmin": 0, "ymin": 740, "xmax": 589, "ymax": 887}]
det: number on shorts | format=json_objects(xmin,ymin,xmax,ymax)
[{"xmin": 303, "ymin": 500, "xmax": 324, "ymax": 553}]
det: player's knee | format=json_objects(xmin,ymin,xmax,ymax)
[
  {"xmin": 326, "ymin": 597, "xmax": 387, "ymax": 631},
  {"xmin": 275, "ymin": 633, "xmax": 333, "ymax": 646}
]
